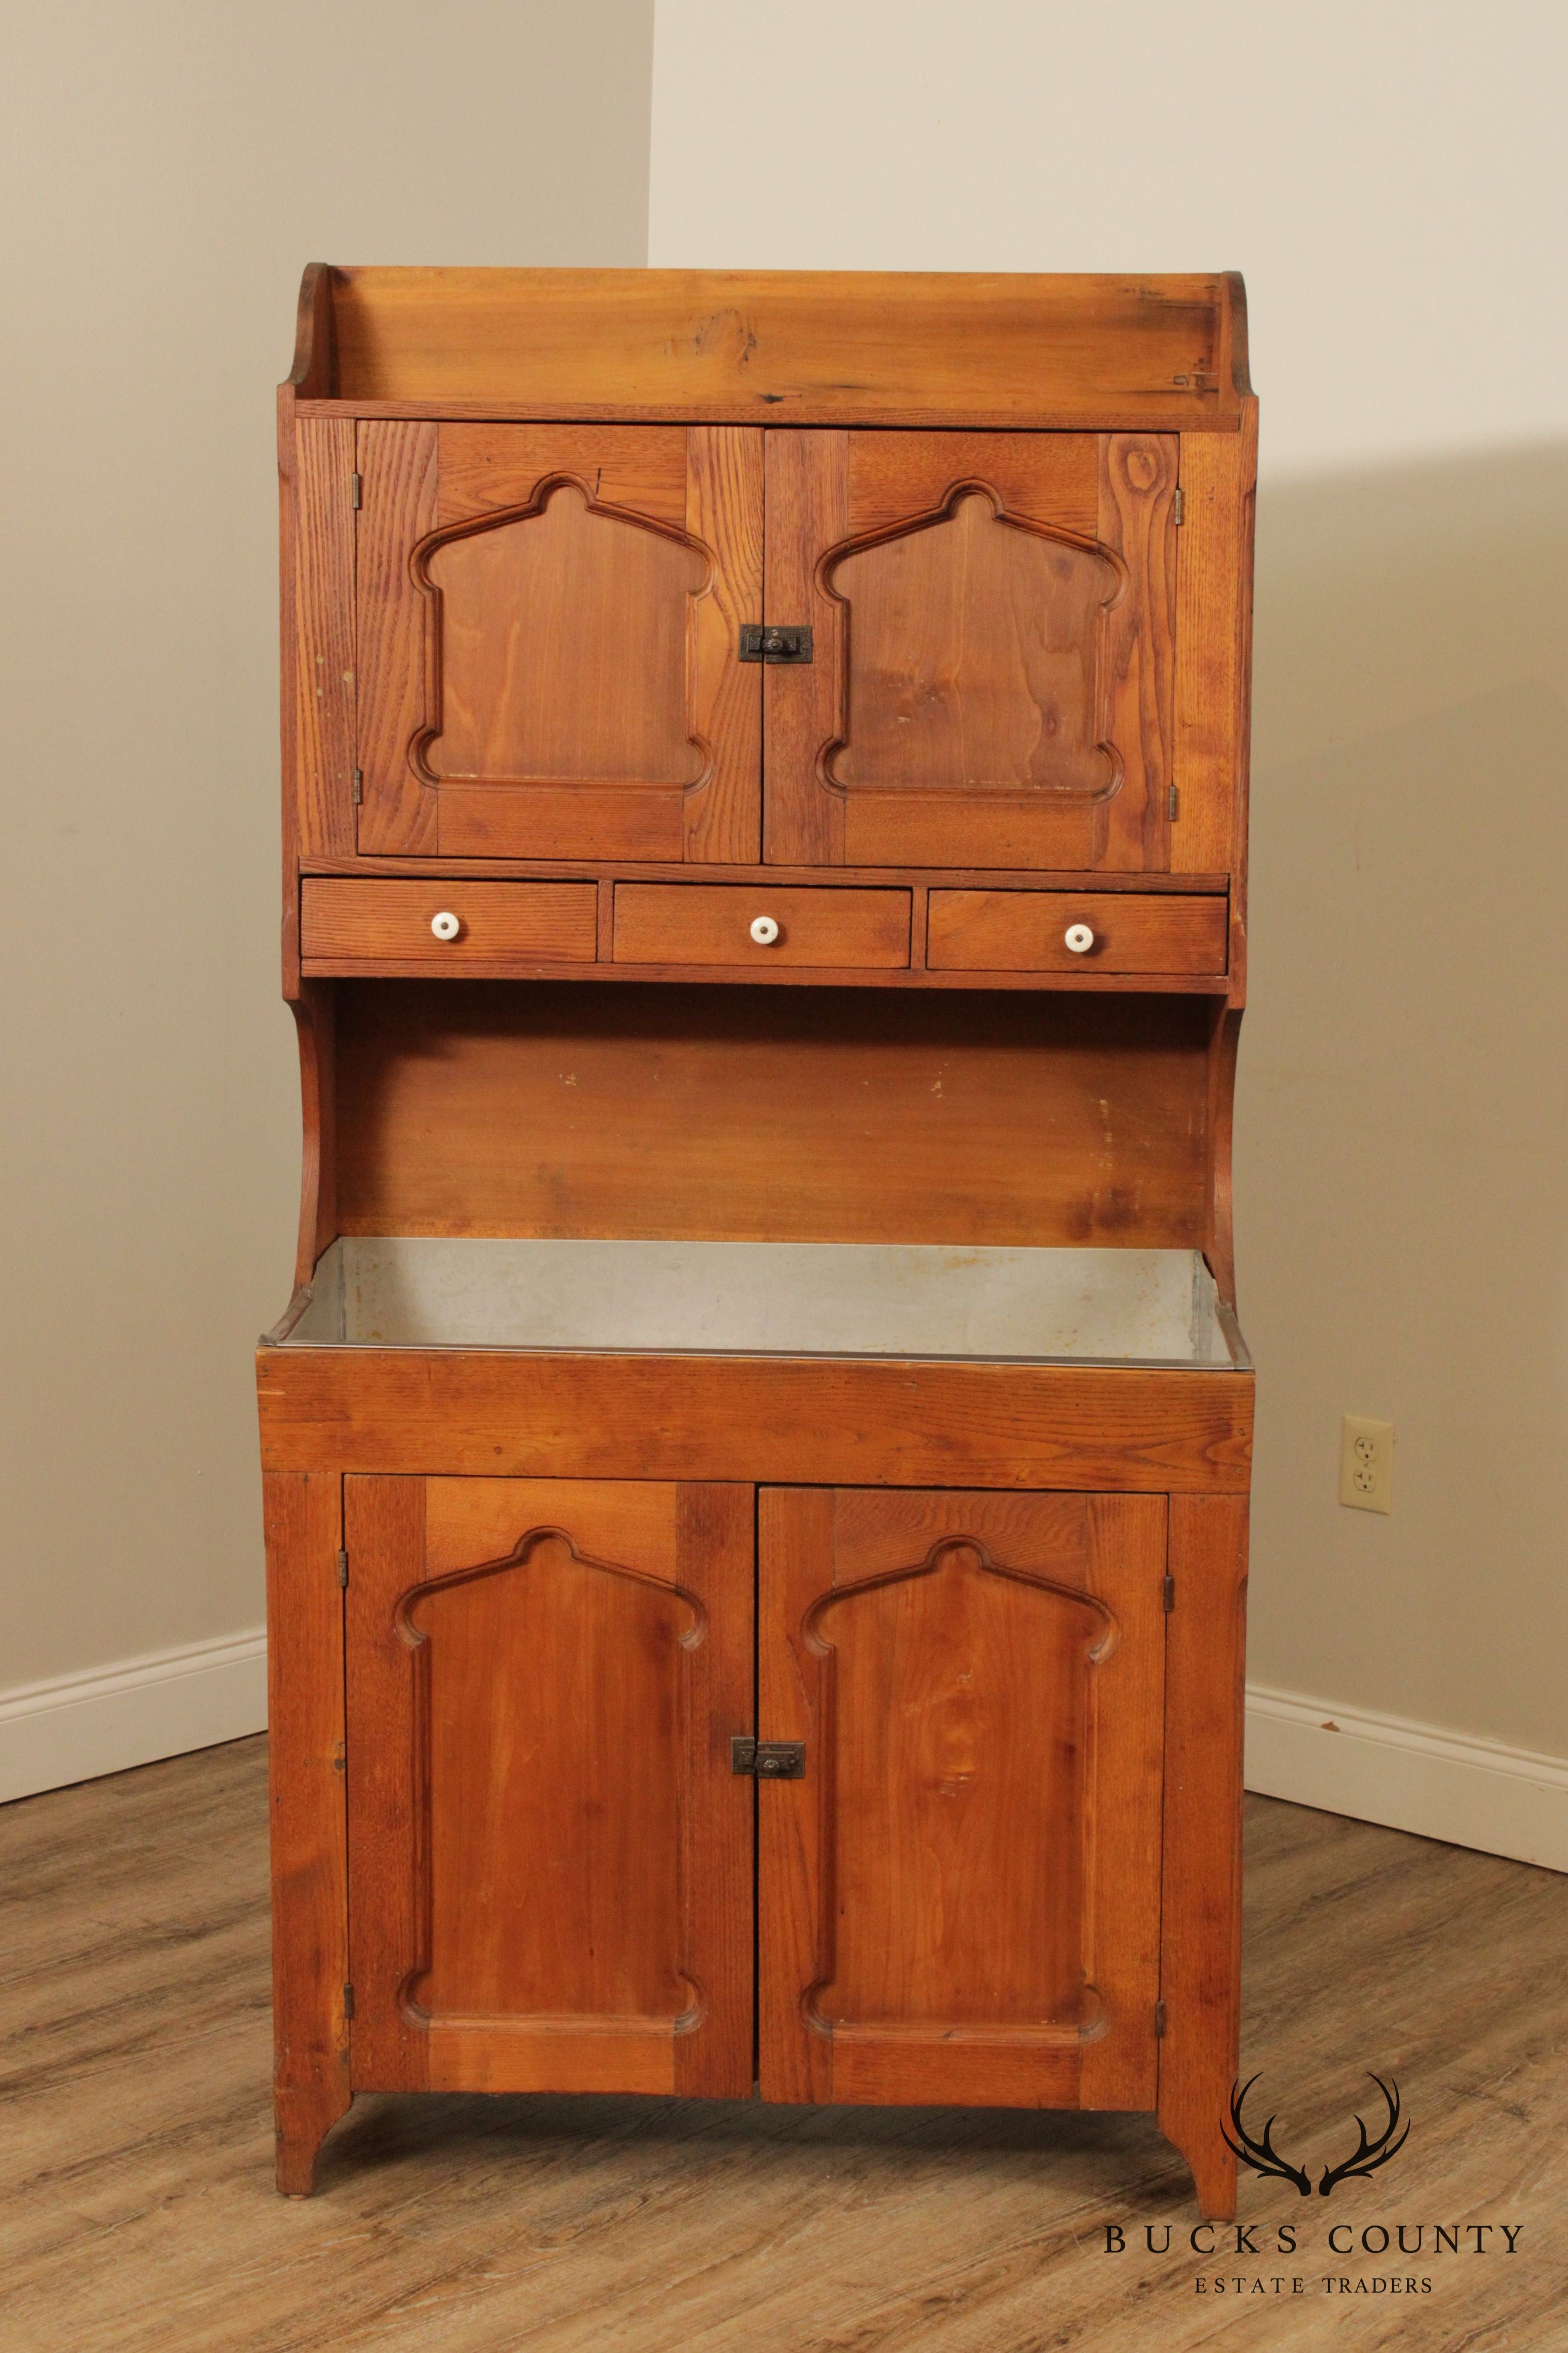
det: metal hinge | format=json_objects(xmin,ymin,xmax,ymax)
[
  {"xmin": 351, "ymin": 768, "xmax": 363, "ymax": 805},
  {"xmin": 1167, "ymin": 784, "xmax": 1180, "ymax": 822},
  {"xmin": 336, "ymin": 1548, "xmax": 349, "ymax": 1588},
  {"xmin": 739, "ymin": 624, "xmax": 813, "ymax": 665},
  {"xmin": 731, "ymin": 1736, "xmax": 806, "ymax": 1779},
  {"xmin": 1164, "ymin": 1573, "xmax": 1176, "ymax": 1613},
  {"xmin": 1155, "ymin": 1999, "xmax": 1167, "ymax": 2038},
  {"xmin": 349, "ymin": 472, "xmax": 362, "ymax": 509},
  {"xmin": 343, "ymin": 1983, "xmax": 355, "ymax": 2020},
  {"xmin": 1171, "ymin": 485, "xmax": 1185, "ymax": 526}
]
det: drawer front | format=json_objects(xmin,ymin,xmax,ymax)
[
  {"xmin": 927, "ymin": 890, "xmax": 1228, "ymax": 975},
  {"xmin": 300, "ymin": 879, "xmax": 598, "ymax": 966},
  {"xmin": 614, "ymin": 884, "xmax": 911, "ymax": 969}
]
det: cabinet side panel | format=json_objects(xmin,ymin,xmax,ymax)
[
  {"xmin": 357, "ymin": 421, "xmax": 438, "ymax": 853},
  {"xmin": 264, "ymin": 1470, "xmax": 350, "ymax": 2191},
  {"xmin": 1159, "ymin": 1492, "xmax": 1249, "ymax": 2219},
  {"xmin": 293, "ymin": 418, "xmax": 358, "ymax": 859},
  {"xmin": 290, "ymin": 981, "xmax": 336, "ymax": 1289},
  {"xmin": 684, "ymin": 428, "xmax": 764, "ymax": 862}
]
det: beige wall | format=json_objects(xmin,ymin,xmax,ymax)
[
  {"xmin": 650, "ymin": 2, "xmax": 1568, "ymax": 1759},
  {"xmin": 1, "ymin": 1, "xmax": 656, "ymax": 1697}
]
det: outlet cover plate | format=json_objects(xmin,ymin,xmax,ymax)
[{"xmin": 1340, "ymin": 1415, "xmax": 1393, "ymax": 1513}]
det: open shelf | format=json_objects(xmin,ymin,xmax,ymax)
[{"xmin": 272, "ymin": 1238, "xmax": 1247, "ymax": 1369}]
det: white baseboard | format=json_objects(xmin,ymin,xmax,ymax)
[
  {"xmin": 0, "ymin": 1628, "xmax": 268, "ymax": 1805},
  {"xmin": 1246, "ymin": 1681, "xmax": 1568, "ymax": 1874}
]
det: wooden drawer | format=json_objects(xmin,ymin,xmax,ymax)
[
  {"xmin": 300, "ymin": 879, "xmax": 598, "ymax": 966},
  {"xmin": 927, "ymin": 890, "xmax": 1228, "ymax": 975},
  {"xmin": 614, "ymin": 884, "xmax": 911, "ymax": 969}
]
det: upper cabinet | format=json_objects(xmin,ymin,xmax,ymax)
[
  {"xmin": 283, "ymin": 269, "xmax": 1254, "ymax": 885},
  {"xmin": 763, "ymin": 431, "xmax": 1176, "ymax": 868},
  {"xmin": 355, "ymin": 424, "xmax": 763, "ymax": 862}
]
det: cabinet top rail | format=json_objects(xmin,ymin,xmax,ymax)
[{"xmin": 287, "ymin": 265, "xmax": 1252, "ymax": 427}]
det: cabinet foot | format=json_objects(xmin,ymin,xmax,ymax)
[
  {"xmin": 275, "ymin": 2086, "xmax": 351, "ymax": 2196},
  {"xmin": 1162, "ymin": 2109, "xmax": 1237, "ymax": 2222}
]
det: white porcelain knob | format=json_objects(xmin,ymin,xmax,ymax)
[
  {"xmin": 430, "ymin": 910, "xmax": 461, "ymax": 941},
  {"xmin": 1064, "ymin": 922, "xmax": 1095, "ymax": 955},
  {"xmin": 750, "ymin": 914, "xmax": 780, "ymax": 946}
]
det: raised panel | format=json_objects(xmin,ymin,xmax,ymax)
[
  {"xmin": 763, "ymin": 432, "xmax": 1177, "ymax": 871},
  {"xmin": 355, "ymin": 425, "xmax": 762, "ymax": 862},
  {"xmin": 424, "ymin": 487, "xmax": 704, "ymax": 789},
  {"xmin": 759, "ymin": 1487, "xmax": 1167, "ymax": 2109},
  {"xmin": 344, "ymin": 1476, "xmax": 753, "ymax": 2097},
  {"xmin": 812, "ymin": 1531, "xmax": 1110, "ymax": 2033},
  {"xmin": 830, "ymin": 495, "xmax": 1118, "ymax": 802}
]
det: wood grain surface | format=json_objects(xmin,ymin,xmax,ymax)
[
  {"xmin": 290, "ymin": 418, "xmax": 357, "ymax": 859},
  {"xmin": 764, "ymin": 431, "xmax": 1177, "ymax": 871},
  {"xmin": 424, "ymin": 488, "xmax": 704, "ymax": 787},
  {"xmin": 1171, "ymin": 403, "xmax": 1258, "ymax": 878},
  {"xmin": 1158, "ymin": 1494, "xmax": 1249, "ymax": 2220},
  {"xmin": 929, "ymin": 889, "xmax": 1228, "ymax": 975},
  {"xmin": 759, "ymin": 1489, "xmax": 1165, "ymax": 2114},
  {"xmin": 352, "ymin": 422, "xmax": 762, "ymax": 864},
  {"xmin": 257, "ymin": 1348, "xmax": 1252, "ymax": 1491},
  {"xmin": 354, "ymin": 418, "xmax": 438, "ymax": 853},
  {"xmin": 613, "ymin": 883, "xmax": 911, "ymax": 969},
  {"xmin": 343, "ymin": 1478, "xmax": 753, "ymax": 2102},
  {"xmin": 328, "ymin": 981, "xmax": 1214, "ymax": 1248},
  {"xmin": 5, "ymin": 1744, "xmax": 1563, "ymax": 2351},
  {"xmin": 300, "ymin": 878, "xmax": 597, "ymax": 968},
  {"xmin": 309, "ymin": 267, "xmax": 1244, "ymax": 428},
  {"xmin": 264, "ymin": 1472, "xmax": 349, "ymax": 2193}
]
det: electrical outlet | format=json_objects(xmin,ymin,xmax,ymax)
[{"xmin": 1340, "ymin": 1416, "xmax": 1393, "ymax": 1513}]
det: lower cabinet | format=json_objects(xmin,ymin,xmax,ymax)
[{"xmin": 336, "ymin": 1475, "xmax": 1170, "ymax": 2114}]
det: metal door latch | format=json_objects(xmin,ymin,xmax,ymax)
[
  {"xmin": 738, "ymin": 624, "xmax": 813, "ymax": 665},
  {"xmin": 731, "ymin": 1736, "xmax": 806, "ymax": 1778}
]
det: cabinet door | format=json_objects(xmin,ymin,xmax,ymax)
[
  {"xmin": 355, "ymin": 425, "xmax": 763, "ymax": 860},
  {"xmin": 343, "ymin": 1476, "xmax": 753, "ymax": 2096},
  {"xmin": 763, "ymin": 431, "xmax": 1177, "ymax": 870},
  {"xmin": 758, "ymin": 1487, "xmax": 1166, "ymax": 2109}
]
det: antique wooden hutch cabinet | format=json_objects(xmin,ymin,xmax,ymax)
[{"xmin": 258, "ymin": 266, "xmax": 1256, "ymax": 2217}]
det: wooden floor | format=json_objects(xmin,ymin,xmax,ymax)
[{"xmin": 2, "ymin": 1740, "xmax": 1565, "ymax": 2351}]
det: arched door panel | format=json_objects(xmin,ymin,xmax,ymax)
[
  {"xmin": 344, "ymin": 1476, "xmax": 754, "ymax": 2096},
  {"xmin": 759, "ymin": 1486, "xmax": 1167, "ymax": 2109},
  {"xmin": 355, "ymin": 423, "xmax": 763, "ymax": 860},
  {"xmin": 763, "ymin": 430, "xmax": 1177, "ymax": 870}
]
